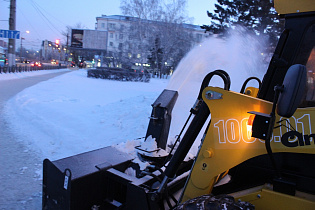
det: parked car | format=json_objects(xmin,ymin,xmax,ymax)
[
  {"xmin": 30, "ymin": 61, "xmax": 42, "ymax": 67},
  {"xmin": 51, "ymin": 59, "xmax": 58, "ymax": 64}
]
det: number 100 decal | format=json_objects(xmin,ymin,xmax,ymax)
[{"xmin": 213, "ymin": 114, "xmax": 312, "ymax": 144}]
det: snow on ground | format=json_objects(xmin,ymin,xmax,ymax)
[
  {"xmin": 3, "ymin": 69, "xmax": 169, "ymax": 161},
  {"xmin": 3, "ymin": 29, "xmax": 268, "ymax": 162}
]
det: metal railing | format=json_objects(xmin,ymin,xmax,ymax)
[{"xmin": 0, "ymin": 64, "xmax": 67, "ymax": 74}]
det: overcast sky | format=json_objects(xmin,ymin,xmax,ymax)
[{"xmin": 0, "ymin": 0, "xmax": 215, "ymax": 49}]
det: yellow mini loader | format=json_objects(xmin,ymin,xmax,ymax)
[{"xmin": 43, "ymin": 0, "xmax": 315, "ymax": 209}]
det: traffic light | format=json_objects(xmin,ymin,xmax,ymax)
[{"xmin": 55, "ymin": 39, "xmax": 60, "ymax": 48}]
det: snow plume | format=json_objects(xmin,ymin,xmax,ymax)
[
  {"xmin": 168, "ymin": 26, "xmax": 268, "ymax": 92},
  {"xmin": 166, "ymin": 27, "xmax": 270, "ymax": 154}
]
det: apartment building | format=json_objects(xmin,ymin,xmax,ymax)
[
  {"xmin": 68, "ymin": 15, "xmax": 207, "ymax": 69},
  {"xmin": 95, "ymin": 15, "xmax": 206, "ymax": 54}
]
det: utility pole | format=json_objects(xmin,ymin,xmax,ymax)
[
  {"xmin": 66, "ymin": 33, "xmax": 69, "ymax": 62},
  {"xmin": 8, "ymin": 0, "xmax": 16, "ymax": 66}
]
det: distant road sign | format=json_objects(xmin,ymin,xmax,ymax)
[{"xmin": 0, "ymin": 29, "xmax": 20, "ymax": 39}]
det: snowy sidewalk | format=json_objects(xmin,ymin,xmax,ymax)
[{"xmin": 0, "ymin": 70, "xmax": 70, "ymax": 209}]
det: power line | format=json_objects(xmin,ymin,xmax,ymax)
[
  {"xmin": 30, "ymin": 0, "xmax": 61, "ymax": 34},
  {"xmin": 30, "ymin": 0, "xmax": 68, "ymax": 28},
  {"xmin": 17, "ymin": 7, "xmax": 42, "ymax": 40},
  {"xmin": 28, "ymin": 0, "xmax": 63, "ymax": 35}
]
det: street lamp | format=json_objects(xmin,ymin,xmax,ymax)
[{"xmin": 20, "ymin": 30, "xmax": 30, "ymax": 62}]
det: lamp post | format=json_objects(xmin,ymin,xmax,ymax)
[
  {"xmin": 20, "ymin": 30, "xmax": 30, "ymax": 63},
  {"xmin": 20, "ymin": 37, "xmax": 25, "ymax": 62}
]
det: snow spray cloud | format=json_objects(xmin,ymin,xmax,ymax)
[
  {"xmin": 167, "ymin": 26, "xmax": 269, "ymax": 92},
  {"xmin": 166, "ymin": 27, "xmax": 270, "ymax": 151}
]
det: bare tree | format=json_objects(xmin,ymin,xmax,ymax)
[
  {"xmin": 120, "ymin": 0, "xmax": 195, "ymax": 76},
  {"xmin": 120, "ymin": 0, "xmax": 163, "ymax": 20},
  {"xmin": 148, "ymin": 21, "xmax": 193, "ymax": 77},
  {"xmin": 161, "ymin": 0, "xmax": 188, "ymax": 23}
]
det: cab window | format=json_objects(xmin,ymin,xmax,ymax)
[
  {"xmin": 304, "ymin": 48, "xmax": 315, "ymax": 103},
  {"xmin": 299, "ymin": 24, "xmax": 315, "ymax": 107}
]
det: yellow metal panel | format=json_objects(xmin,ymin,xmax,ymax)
[
  {"xmin": 236, "ymin": 188, "xmax": 315, "ymax": 210},
  {"xmin": 182, "ymin": 87, "xmax": 273, "ymax": 201},
  {"xmin": 274, "ymin": 0, "xmax": 315, "ymax": 15},
  {"xmin": 181, "ymin": 87, "xmax": 315, "ymax": 202},
  {"xmin": 244, "ymin": 87, "xmax": 259, "ymax": 97}
]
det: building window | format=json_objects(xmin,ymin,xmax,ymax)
[
  {"xmin": 196, "ymin": 34, "xmax": 202, "ymax": 42},
  {"xmin": 110, "ymin": 42, "xmax": 114, "ymax": 47},
  {"xmin": 109, "ymin": 23, "xmax": 116, "ymax": 30},
  {"xmin": 101, "ymin": 23, "xmax": 105, "ymax": 28},
  {"xmin": 119, "ymin": 43, "xmax": 123, "ymax": 50},
  {"xmin": 119, "ymin": 33, "xmax": 123, "ymax": 39},
  {"xmin": 110, "ymin": 33, "xmax": 114, "ymax": 38}
]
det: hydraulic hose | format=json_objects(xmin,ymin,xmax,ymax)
[
  {"xmin": 240, "ymin": 77, "xmax": 262, "ymax": 94},
  {"xmin": 164, "ymin": 101, "xmax": 210, "ymax": 179},
  {"xmin": 156, "ymin": 70, "xmax": 230, "ymax": 195},
  {"xmin": 197, "ymin": 70, "xmax": 230, "ymax": 100}
]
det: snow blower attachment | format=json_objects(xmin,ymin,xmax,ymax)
[{"xmin": 42, "ymin": 70, "xmax": 230, "ymax": 209}]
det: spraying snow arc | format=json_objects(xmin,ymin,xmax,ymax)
[{"xmin": 167, "ymin": 27, "xmax": 270, "ymax": 152}]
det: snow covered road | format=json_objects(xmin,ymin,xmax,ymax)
[{"xmin": 0, "ymin": 71, "xmax": 70, "ymax": 209}]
